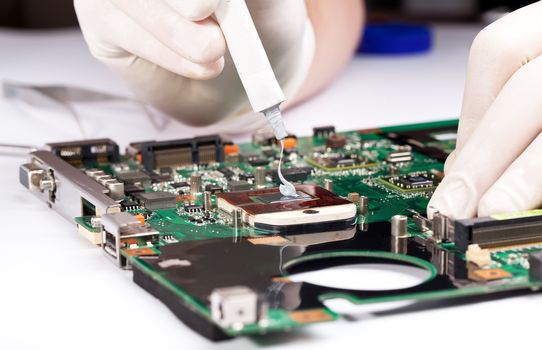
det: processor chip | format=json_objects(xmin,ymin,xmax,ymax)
[
  {"xmin": 398, "ymin": 175, "xmax": 434, "ymax": 188},
  {"xmin": 216, "ymin": 185, "xmax": 356, "ymax": 233}
]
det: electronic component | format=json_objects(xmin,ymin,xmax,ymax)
[
  {"xmin": 391, "ymin": 215, "xmax": 408, "ymax": 238},
  {"xmin": 262, "ymin": 148, "xmax": 275, "ymax": 158},
  {"xmin": 171, "ymin": 182, "xmax": 190, "ymax": 190},
  {"xmin": 116, "ymin": 171, "xmax": 151, "ymax": 187},
  {"xmin": 203, "ymin": 191, "xmax": 213, "ymax": 212},
  {"xmin": 20, "ymin": 151, "xmax": 121, "ymax": 222},
  {"xmin": 102, "ymin": 211, "xmax": 159, "ymax": 267},
  {"xmin": 150, "ymin": 171, "xmax": 173, "ymax": 183},
  {"xmin": 223, "ymin": 143, "xmax": 240, "ymax": 156},
  {"xmin": 228, "ymin": 180, "xmax": 252, "ymax": 192},
  {"xmin": 190, "ymin": 174, "xmax": 203, "ymax": 195},
  {"xmin": 379, "ymin": 172, "xmax": 439, "ymax": 193},
  {"xmin": 184, "ymin": 204, "xmax": 203, "ymax": 213},
  {"xmin": 160, "ymin": 167, "xmax": 173, "ymax": 175},
  {"xmin": 120, "ymin": 199, "xmax": 139, "ymax": 211},
  {"xmin": 210, "ymin": 286, "xmax": 259, "ymax": 328},
  {"xmin": 239, "ymin": 173, "xmax": 255, "ymax": 182},
  {"xmin": 124, "ymin": 184, "xmax": 145, "ymax": 195},
  {"xmin": 307, "ymin": 153, "xmax": 372, "ymax": 171},
  {"xmin": 465, "ymin": 244, "xmax": 492, "ymax": 267},
  {"xmin": 382, "ymin": 123, "xmax": 457, "ymax": 162},
  {"xmin": 140, "ymin": 135, "xmax": 224, "ymax": 171},
  {"xmin": 205, "ymin": 184, "xmax": 223, "ymax": 194},
  {"xmin": 324, "ymin": 179, "xmax": 333, "ymax": 192},
  {"xmin": 270, "ymin": 167, "xmax": 312, "ymax": 184},
  {"xmin": 216, "ymin": 185, "xmax": 357, "ymax": 233},
  {"xmin": 313, "ymin": 125, "xmax": 336, "ymax": 138},
  {"xmin": 218, "ymin": 167, "xmax": 235, "ymax": 179},
  {"xmin": 47, "ymin": 138, "xmax": 120, "ymax": 166},
  {"xmin": 347, "ymin": 192, "xmax": 359, "ymax": 203},
  {"xmin": 326, "ymin": 134, "xmax": 347, "ymax": 149},
  {"xmin": 469, "ymin": 268, "xmax": 511, "ymax": 282},
  {"xmin": 455, "ymin": 210, "xmax": 542, "ymax": 251},
  {"xmin": 240, "ymin": 152, "xmax": 259, "ymax": 162},
  {"xmin": 85, "ymin": 168, "xmax": 125, "ymax": 201},
  {"xmin": 386, "ymin": 146, "xmax": 413, "ymax": 163},
  {"xmin": 282, "ymin": 137, "xmax": 297, "ymax": 150},
  {"xmin": 248, "ymin": 158, "xmax": 269, "ymax": 166},
  {"xmin": 255, "ymin": 167, "xmax": 266, "ymax": 189},
  {"xmin": 432, "ymin": 212, "xmax": 452, "ymax": 242},
  {"xmin": 137, "ymin": 192, "xmax": 177, "ymax": 210},
  {"xmin": 359, "ymin": 195, "xmax": 368, "ymax": 215},
  {"xmin": 252, "ymin": 128, "xmax": 275, "ymax": 146},
  {"xmin": 528, "ymin": 252, "xmax": 542, "ymax": 281}
]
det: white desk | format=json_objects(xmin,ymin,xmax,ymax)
[{"xmin": 2, "ymin": 24, "xmax": 539, "ymax": 350}]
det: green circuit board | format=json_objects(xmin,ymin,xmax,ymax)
[{"xmin": 20, "ymin": 119, "xmax": 542, "ymax": 341}]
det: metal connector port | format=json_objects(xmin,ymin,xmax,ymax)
[{"xmin": 102, "ymin": 212, "xmax": 159, "ymax": 268}]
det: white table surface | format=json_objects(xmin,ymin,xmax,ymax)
[{"xmin": 2, "ymin": 24, "xmax": 540, "ymax": 350}]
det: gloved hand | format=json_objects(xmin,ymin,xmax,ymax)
[
  {"xmin": 74, "ymin": 0, "xmax": 314, "ymax": 129},
  {"xmin": 428, "ymin": 2, "xmax": 542, "ymax": 220}
]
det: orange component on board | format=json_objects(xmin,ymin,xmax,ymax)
[
  {"xmin": 283, "ymin": 137, "xmax": 297, "ymax": 150},
  {"xmin": 224, "ymin": 143, "xmax": 240, "ymax": 156},
  {"xmin": 134, "ymin": 214, "xmax": 145, "ymax": 225}
]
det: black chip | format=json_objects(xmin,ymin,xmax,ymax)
[
  {"xmin": 185, "ymin": 204, "xmax": 203, "ymax": 213},
  {"xmin": 336, "ymin": 158, "xmax": 355, "ymax": 167},
  {"xmin": 313, "ymin": 125, "xmax": 336, "ymax": 138},
  {"xmin": 120, "ymin": 200, "xmax": 139, "ymax": 210},
  {"xmin": 171, "ymin": 182, "xmax": 190, "ymax": 189},
  {"xmin": 150, "ymin": 172, "xmax": 173, "ymax": 183},
  {"xmin": 124, "ymin": 184, "xmax": 145, "ymax": 195},
  {"xmin": 205, "ymin": 184, "xmax": 223, "ymax": 193},
  {"xmin": 138, "ymin": 191, "xmax": 177, "ymax": 210},
  {"xmin": 262, "ymin": 148, "xmax": 275, "ymax": 158},
  {"xmin": 239, "ymin": 173, "xmax": 255, "ymax": 181},
  {"xmin": 270, "ymin": 167, "xmax": 312, "ymax": 184},
  {"xmin": 248, "ymin": 158, "xmax": 269, "ymax": 166},
  {"xmin": 116, "ymin": 171, "xmax": 151, "ymax": 186},
  {"xmin": 218, "ymin": 168, "xmax": 235, "ymax": 179},
  {"xmin": 160, "ymin": 167, "xmax": 173, "ymax": 175},
  {"xmin": 228, "ymin": 180, "xmax": 252, "ymax": 192},
  {"xmin": 399, "ymin": 175, "xmax": 434, "ymax": 188}
]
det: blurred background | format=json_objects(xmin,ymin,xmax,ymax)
[{"xmin": 0, "ymin": 0, "xmax": 538, "ymax": 29}]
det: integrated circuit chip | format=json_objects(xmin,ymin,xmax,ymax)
[
  {"xmin": 216, "ymin": 185, "xmax": 356, "ymax": 233},
  {"xmin": 269, "ymin": 167, "xmax": 312, "ymax": 183},
  {"xmin": 137, "ymin": 191, "xmax": 177, "ymax": 210},
  {"xmin": 117, "ymin": 171, "xmax": 151, "ymax": 187},
  {"xmin": 307, "ymin": 154, "xmax": 375, "ymax": 171},
  {"xmin": 228, "ymin": 180, "xmax": 252, "ymax": 192},
  {"xmin": 379, "ymin": 172, "xmax": 440, "ymax": 193}
]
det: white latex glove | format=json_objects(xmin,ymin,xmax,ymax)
[
  {"xmin": 428, "ymin": 1, "xmax": 542, "ymax": 220},
  {"xmin": 74, "ymin": 0, "xmax": 314, "ymax": 131}
]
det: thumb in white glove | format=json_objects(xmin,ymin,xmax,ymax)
[
  {"xmin": 74, "ymin": 0, "xmax": 314, "ymax": 129},
  {"xmin": 428, "ymin": 1, "xmax": 542, "ymax": 220}
]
